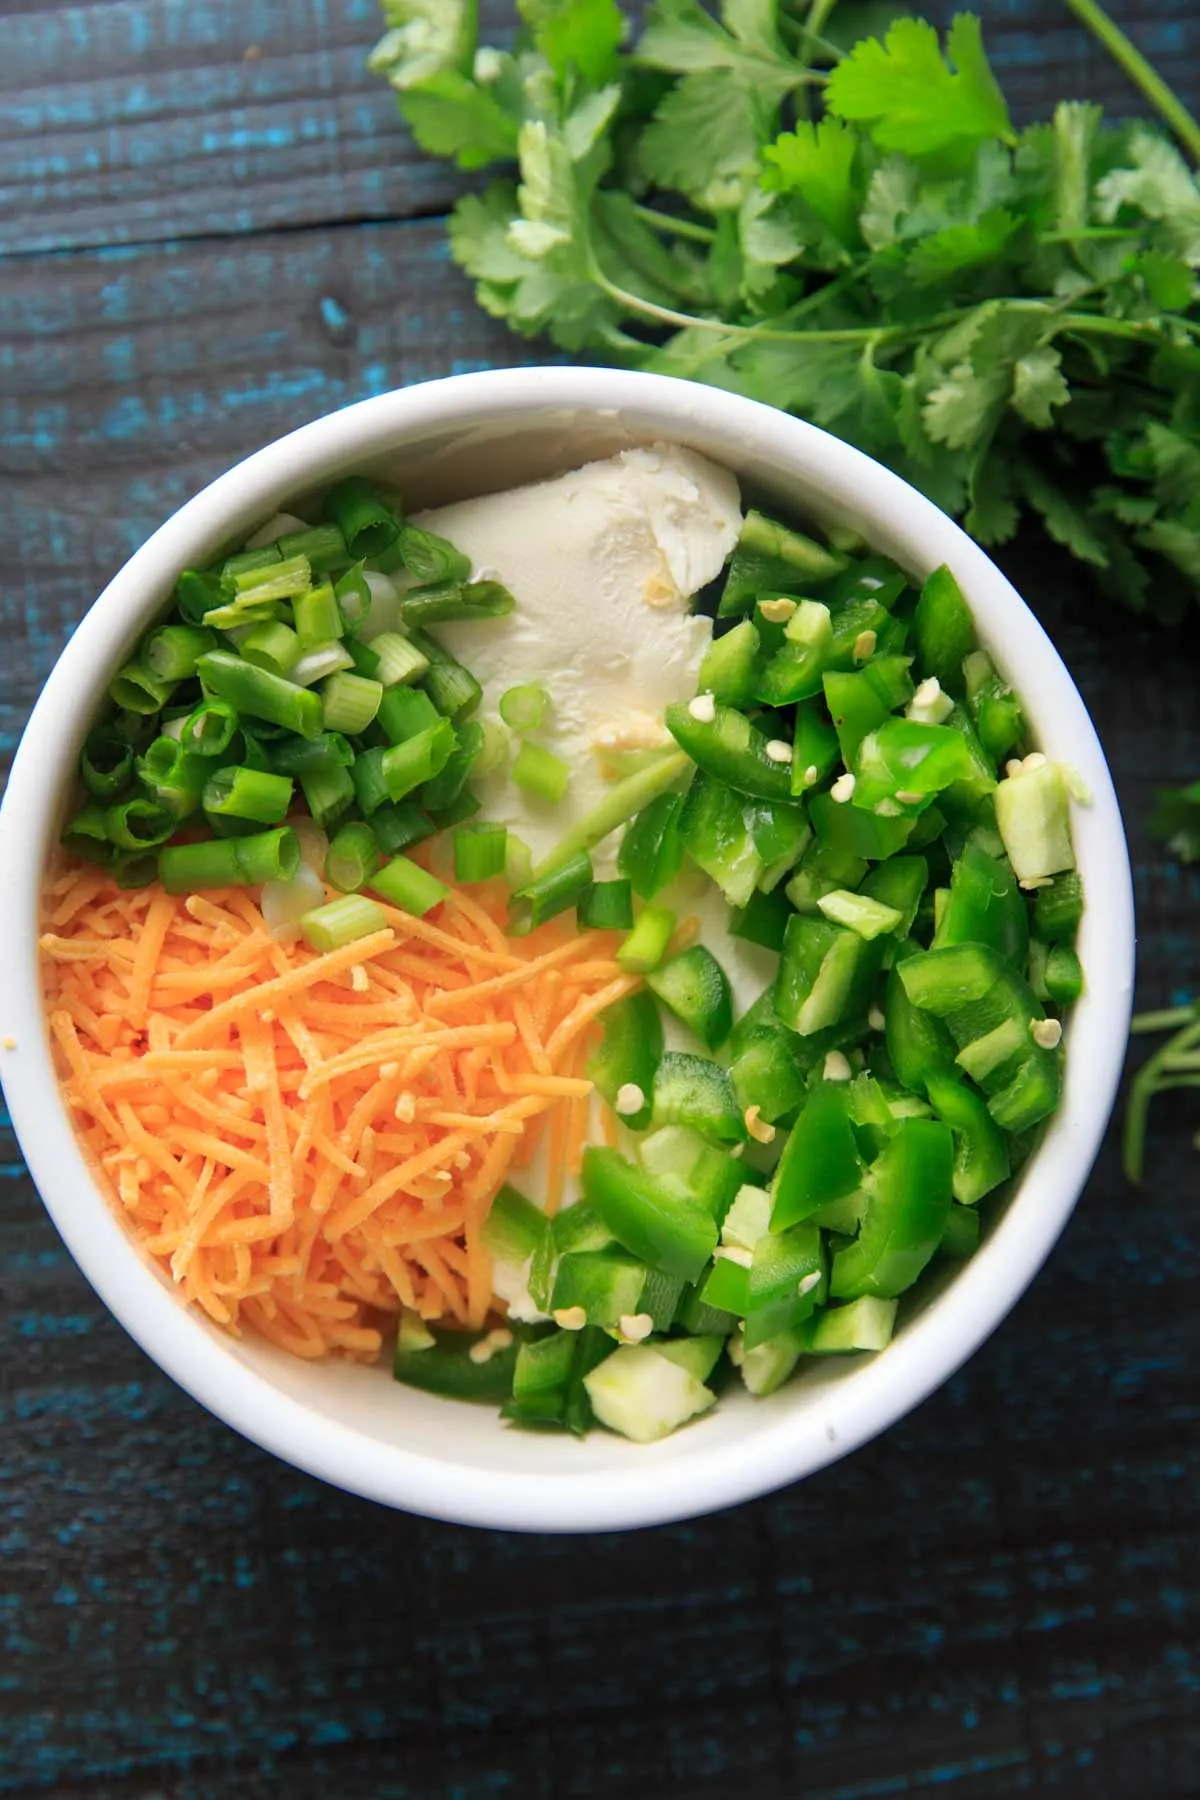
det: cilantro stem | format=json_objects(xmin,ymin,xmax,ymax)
[
  {"xmin": 632, "ymin": 206, "xmax": 716, "ymax": 245},
  {"xmin": 1061, "ymin": 0, "xmax": 1200, "ymax": 163},
  {"xmin": 1123, "ymin": 1001, "xmax": 1200, "ymax": 1182},
  {"xmin": 1131, "ymin": 1005, "xmax": 1196, "ymax": 1034},
  {"xmin": 589, "ymin": 268, "xmax": 904, "ymax": 344}
]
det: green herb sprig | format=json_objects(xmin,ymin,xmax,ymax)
[{"xmin": 370, "ymin": 0, "xmax": 1200, "ymax": 620}]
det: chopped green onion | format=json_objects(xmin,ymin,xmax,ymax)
[
  {"xmin": 579, "ymin": 880, "xmax": 634, "ymax": 931},
  {"xmin": 175, "ymin": 569, "xmax": 223, "ymax": 625},
  {"xmin": 351, "ymin": 747, "xmax": 391, "ymax": 816},
  {"xmin": 300, "ymin": 763, "xmax": 356, "ymax": 830},
  {"xmin": 293, "ymin": 582, "xmax": 344, "ymax": 647},
  {"xmin": 267, "ymin": 731, "xmax": 354, "ymax": 777},
  {"xmin": 202, "ymin": 764, "xmax": 294, "ymax": 824},
  {"xmin": 62, "ymin": 801, "xmax": 112, "ymax": 864},
  {"xmin": 378, "ymin": 685, "xmax": 440, "ymax": 745},
  {"xmin": 137, "ymin": 737, "xmax": 208, "ymax": 819},
  {"xmin": 369, "ymin": 855, "xmax": 449, "ymax": 917},
  {"xmin": 80, "ymin": 727, "xmax": 135, "ymax": 801},
  {"xmin": 421, "ymin": 720, "xmax": 482, "ymax": 814},
  {"xmin": 321, "ymin": 670, "xmax": 383, "ymax": 734},
  {"xmin": 334, "ymin": 561, "xmax": 372, "ymax": 631},
  {"xmin": 474, "ymin": 716, "xmax": 510, "ymax": 777},
  {"xmin": 372, "ymin": 801, "xmax": 435, "ymax": 856},
  {"xmin": 370, "ymin": 630, "xmax": 430, "ymax": 688},
  {"xmin": 204, "ymin": 600, "xmax": 282, "ymax": 632},
  {"xmin": 103, "ymin": 798, "xmax": 176, "ymax": 849},
  {"xmin": 536, "ymin": 752, "xmax": 690, "ymax": 879},
  {"xmin": 239, "ymin": 620, "xmax": 301, "ymax": 677},
  {"xmin": 326, "ymin": 821, "xmax": 381, "ymax": 893},
  {"xmin": 113, "ymin": 851, "xmax": 160, "ymax": 889},
  {"xmin": 506, "ymin": 834, "xmax": 533, "ymax": 889},
  {"xmin": 509, "ymin": 852, "xmax": 593, "ymax": 935},
  {"xmin": 397, "ymin": 524, "xmax": 471, "ymax": 587},
  {"xmin": 197, "ymin": 651, "xmax": 323, "ymax": 739},
  {"xmin": 143, "ymin": 625, "xmax": 217, "ymax": 681},
  {"xmin": 512, "ymin": 741, "xmax": 569, "ymax": 804},
  {"xmin": 290, "ymin": 642, "xmax": 355, "ymax": 687},
  {"xmin": 454, "ymin": 822, "xmax": 508, "ymax": 882},
  {"xmin": 346, "ymin": 638, "xmax": 382, "ymax": 680},
  {"xmin": 108, "ymin": 661, "xmax": 176, "ymax": 715},
  {"xmin": 227, "ymin": 552, "xmax": 312, "ymax": 603},
  {"xmin": 301, "ymin": 893, "xmax": 390, "ymax": 951},
  {"xmin": 381, "ymin": 718, "xmax": 457, "ymax": 802},
  {"xmin": 323, "ymin": 477, "xmax": 400, "ymax": 560},
  {"xmin": 409, "ymin": 629, "xmax": 482, "ymax": 718},
  {"xmin": 180, "ymin": 699, "xmax": 239, "ymax": 757},
  {"xmin": 222, "ymin": 544, "xmax": 281, "ymax": 584},
  {"xmin": 276, "ymin": 523, "xmax": 349, "ymax": 574},
  {"xmin": 428, "ymin": 791, "xmax": 480, "ymax": 829},
  {"xmin": 500, "ymin": 683, "xmax": 549, "ymax": 732},
  {"xmin": 617, "ymin": 906, "xmax": 676, "ymax": 974},
  {"xmin": 402, "ymin": 579, "xmax": 516, "ymax": 628}
]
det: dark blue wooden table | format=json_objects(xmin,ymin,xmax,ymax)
[{"xmin": 2, "ymin": 4, "xmax": 1199, "ymax": 1795}]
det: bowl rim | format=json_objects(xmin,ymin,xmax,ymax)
[{"xmin": 0, "ymin": 366, "xmax": 1135, "ymax": 1532}]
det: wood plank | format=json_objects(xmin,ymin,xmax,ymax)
[
  {"xmin": 0, "ymin": 217, "xmax": 538, "ymax": 764},
  {"xmin": 2, "ymin": 0, "xmax": 1198, "ymax": 254}
]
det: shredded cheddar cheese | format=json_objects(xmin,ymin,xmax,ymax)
[{"xmin": 41, "ymin": 865, "xmax": 632, "ymax": 1361}]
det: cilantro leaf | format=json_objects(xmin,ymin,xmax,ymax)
[
  {"xmin": 450, "ymin": 183, "xmax": 532, "ymax": 282},
  {"xmin": 637, "ymin": 71, "xmax": 771, "ymax": 210},
  {"xmin": 1149, "ymin": 782, "xmax": 1200, "ymax": 864},
  {"xmin": 1011, "ymin": 345, "xmax": 1071, "ymax": 430},
  {"xmin": 922, "ymin": 359, "xmax": 1008, "ymax": 451},
  {"xmin": 1138, "ymin": 518, "xmax": 1200, "ymax": 582},
  {"xmin": 905, "ymin": 206, "xmax": 1019, "ymax": 286},
  {"xmin": 1015, "ymin": 461, "xmax": 1110, "ymax": 568},
  {"xmin": 1144, "ymin": 422, "xmax": 1200, "ymax": 511},
  {"xmin": 761, "ymin": 119, "xmax": 864, "ymax": 251},
  {"xmin": 399, "ymin": 70, "xmax": 521, "ymax": 167},
  {"xmin": 519, "ymin": 0, "xmax": 624, "ymax": 84},
  {"xmin": 965, "ymin": 451, "xmax": 1019, "ymax": 544},
  {"xmin": 1096, "ymin": 126, "xmax": 1200, "ymax": 263},
  {"xmin": 637, "ymin": 0, "xmax": 802, "ymax": 95},
  {"xmin": 825, "ymin": 14, "xmax": 1014, "ymax": 173},
  {"xmin": 369, "ymin": 0, "xmax": 475, "ymax": 89},
  {"xmin": 738, "ymin": 186, "xmax": 807, "ymax": 299}
]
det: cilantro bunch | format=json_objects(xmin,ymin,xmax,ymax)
[{"xmin": 369, "ymin": 0, "xmax": 1200, "ymax": 619}]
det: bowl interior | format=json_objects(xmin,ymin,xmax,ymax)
[{"xmin": 5, "ymin": 372, "xmax": 1134, "ymax": 1529}]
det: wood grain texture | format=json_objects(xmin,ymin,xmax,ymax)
[
  {"xmin": 2, "ymin": 0, "xmax": 1199, "ymax": 1795},
  {"xmin": 2, "ymin": 0, "xmax": 1200, "ymax": 254}
]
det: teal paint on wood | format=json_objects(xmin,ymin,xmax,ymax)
[{"xmin": 1, "ymin": 0, "xmax": 1199, "ymax": 1794}]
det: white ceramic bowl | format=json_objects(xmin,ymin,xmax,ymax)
[{"xmin": 0, "ymin": 368, "xmax": 1134, "ymax": 1532}]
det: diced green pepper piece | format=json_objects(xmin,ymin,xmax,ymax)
[
  {"xmin": 914, "ymin": 564, "xmax": 976, "ymax": 695},
  {"xmin": 731, "ymin": 1026, "xmax": 808, "ymax": 1124},
  {"xmin": 745, "ymin": 798, "xmax": 811, "ymax": 893},
  {"xmin": 785, "ymin": 838, "xmax": 869, "ymax": 913},
  {"xmin": 651, "ymin": 1052, "xmax": 745, "ymax": 1144},
  {"xmin": 698, "ymin": 619, "xmax": 762, "ymax": 707},
  {"xmin": 744, "ymin": 1221, "xmax": 825, "ymax": 1349},
  {"xmin": 771, "ymin": 1080, "xmax": 863, "ymax": 1230},
  {"xmin": 646, "ymin": 945, "xmax": 733, "ymax": 1051},
  {"xmin": 680, "ymin": 772, "xmax": 763, "ymax": 908},
  {"xmin": 897, "ymin": 943, "xmax": 1005, "ymax": 1015},
  {"xmin": 777, "ymin": 912, "xmax": 882, "ymax": 1036},
  {"xmin": 934, "ymin": 841, "xmax": 1028, "ymax": 968},
  {"xmin": 994, "ymin": 759, "xmax": 1075, "ymax": 885},
  {"xmin": 700, "ymin": 1254, "xmax": 750, "ymax": 1317},
  {"xmin": 963, "ymin": 648, "xmax": 1024, "ymax": 765},
  {"xmin": 801, "ymin": 1295, "xmax": 897, "ymax": 1354},
  {"xmin": 552, "ymin": 1200, "xmax": 616, "ymax": 1256},
  {"xmin": 481, "ymin": 1183, "xmax": 551, "ymax": 1320},
  {"xmin": 653, "ymin": 1334, "xmax": 727, "ymax": 1383},
  {"xmin": 884, "ymin": 961, "xmax": 957, "ymax": 1095},
  {"xmin": 809, "ymin": 790, "xmax": 913, "ymax": 862},
  {"xmin": 665, "ymin": 700, "xmax": 794, "ymax": 802},
  {"xmin": 823, "ymin": 669, "xmax": 890, "ymax": 766},
  {"xmin": 638, "ymin": 1267, "xmax": 687, "ymax": 1334},
  {"xmin": 718, "ymin": 511, "xmax": 846, "ymax": 617},
  {"xmin": 852, "ymin": 720, "xmax": 978, "ymax": 813},
  {"xmin": 583, "ymin": 1343, "xmax": 715, "ymax": 1442},
  {"xmin": 581, "ymin": 1146, "xmax": 718, "ymax": 1282},
  {"xmin": 791, "ymin": 699, "xmax": 841, "ymax": 797},
  {"xmin": 735, "ymin": 1325, "xmax": 807, "ymax": 1395},
  {"xmin": 860, "ymin": 855, "xmax": 928, "ymax": 939},
  {"xmin": 550, "ymin": 1248, "xmax": 648, "ymax": 1326},
  {"xmin": 939, "ymin": 1204, "xmax": 983, "ymax": 1259},
  {"xmin": 1032, "ymin": 871, "xmax": 1083, "ymax": 942},
  {"xmin": 830, "ymin": 1117, "xmax": 954, "ymax": 1299},
  {"xmin": 817, "ymin": 888, "xmax": 903, "ymax": 940},
  {"xmin": 618, "ymin": 791, "xmax": 686, "ymax": 899},
  {"xmin": 926, "ymin": 1073, "xmax": 1010, "ymax": 1204},
  {"xmin": 730, "ymin": 886, "xmax": 793, "ymax": 952},
  {"xmin": 392, "ymin": 1322, "xmax": 524, "ymax": 1402},
  {"xmin": 511, "ymin": 1331, "xmax": 576, "ymax": 1406},
  {"xmin": 617, "ymin": 905, "xmax": 676, "ymax": 973},
  {"xmin": 638, "ymin": 1126, "xmax": 743, "ymax": 1222},
  {"xmin": 863, "ymin": 653, "xmax": 916, "ymax": 711},
  {"xmin": 587, "ymin": 990, "xmax": 663, "ymax": 1131}
]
